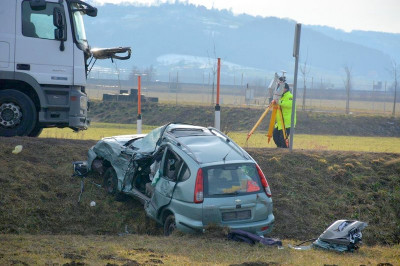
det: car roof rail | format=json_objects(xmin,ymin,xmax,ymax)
[
  {"xmin": 163, "ymin": 132, "xmax": 201, "ymax": 164},
  {"xmin": 207, "ymin": 127, "xmax": 249, "ymax": 160}
]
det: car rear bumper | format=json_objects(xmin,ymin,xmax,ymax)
[
  {"xmin": 175, "ymin": 212, "xmax": 275, "ymax": 236},
  {"xmin": 228, "ymin": 213, "xmax": 275, "ymax": 235}
]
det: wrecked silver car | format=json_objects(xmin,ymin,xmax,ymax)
[{"xmin": 87, "ymin": 123, "xmax": 275, "ymax": 236}]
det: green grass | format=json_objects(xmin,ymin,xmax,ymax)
[
  {"xmin": 0, "ymin": 234, "xmax": 399, "ymax": 265},
  {"xmin": 234, "ymin": 132, "xmax": 400, "ymax": 153},
  {"xmin": 40, "ymin": 122, "xmax": 157, "ymax": 140},
  {"xmin": 1, "ymin": 136, "xmax": 399, "ymax": 264},
  {"xmin": 40, "ymin": 122, "xmax": 400, "ymax": 153}
]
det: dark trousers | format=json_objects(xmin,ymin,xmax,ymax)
[{"xmin": 273, "ymin": 127, "xmax": 290, "ymax": 148}]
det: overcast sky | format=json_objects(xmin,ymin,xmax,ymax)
[{"xmin": 89, "ymin": 0, "xmax": 400, "ymax": 34}]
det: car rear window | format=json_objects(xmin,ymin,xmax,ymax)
[{"xmin": 204, "ymin": 164, "xmax": 262, "ymax": 196}]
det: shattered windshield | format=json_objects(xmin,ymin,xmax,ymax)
[
  {"xmin": 70, "ymin": 3, "xmax": 88, "ymax": 48},
  {"xmin": 132, "ymin": 125, "xmax": 166, "ymax": 153}
]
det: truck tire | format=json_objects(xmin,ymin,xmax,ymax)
[
  {"xmin": 0, "ymin": 89, "xmax": 37, "ymax": 137},
  {"xmin": 28, "ymin": 121, "xmax": 43, "ymax": 137}
]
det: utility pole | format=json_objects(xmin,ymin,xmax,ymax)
[
  {"xmin": 384, "ymin": 81, "xmax": 387, "ymax": 113},
  {"xmin": 215, "ymin": 58, "xmax": 221, "ymax": 130},
  {"xmin": 290, "ymin": 23, "xmax": 301, "ymax": 152},
  {"xmin": 176, "ymin": 72, "xmax": 178, "ymax": 106},
  {"xmin": 137, "ymin": 75, "xmax": 142, "ymax": 134}
]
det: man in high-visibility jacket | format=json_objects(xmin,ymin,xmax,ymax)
[{"xmin": 271, "ymin": 83, "xmax": 296, "ymax": 148}]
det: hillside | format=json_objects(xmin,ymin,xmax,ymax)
[
  {"xmin": 85, "ymin": 3, "xmax": 398, "ymax": 83},
  {"xmin": 0, "ymin": 137, "xmax": 399, "ymax": 245},
  {"xmin": 89, "ymin": 101, "xmax": 400, "ymax": 137}
]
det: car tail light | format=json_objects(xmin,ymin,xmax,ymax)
[
  {"xmin": 194, "ymin": 168, "xmax": 204, "ymax": 203},
  {"xmin": 256, "ymin": 164, "xmax": 271, "ymax": 197},
  {"xmin": 261, "ymin": 226, "xmax": 269, "ymax": 231}
]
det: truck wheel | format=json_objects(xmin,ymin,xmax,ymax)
[
  {"xmin": 28, "ymin": 122, "xmax": 43, "ymax": 137},
  {"xmin": 164, "ymin": 214, "xmax": 176, "ymax": 236},
  {"xmin": 0, "ymin": 89, "xmax": 37, "ymax": 137}
]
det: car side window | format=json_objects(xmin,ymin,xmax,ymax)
[
  {"xmin": 178, "ymin": 163, "xmax": 190, "ymax": 182},
  {"xmin": 163, "ymin": 149, "xmax": 183, "ymax": 182},
  {"xmin": 21, "ymin": 1, "xmax": 63, "ymax": 40}
]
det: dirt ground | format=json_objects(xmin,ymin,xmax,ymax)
[{"xmin": 0, "ymin": 137, "xmax": 399, "ymax": 246}]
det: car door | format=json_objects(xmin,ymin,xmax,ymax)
[
  {"xmin": 145, "ymin": 147, "xmax": 183, "ymax": 220},
  {"xmin": 15, "ymin": 0, "xmax": 73, "ymax": 85}
]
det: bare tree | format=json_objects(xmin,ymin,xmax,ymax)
[
  {"xmin": 300, "ymin": 52, "xmax": 310, "ymax": 111},
  {"xmin": 343, "ymin": 65, "xmax": 352, "ymax": 114},
  {"xmin": 388, "ymin": 60, "xmax": 399, "ymax": 116},
  {"xmin": 143, "ymin": 65, "xmax": 155, "ymax": 84}
]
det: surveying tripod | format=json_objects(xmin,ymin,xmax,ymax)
[{"xmin": 246, "ymin": 72, "xmax": 289, "ymax": 148}]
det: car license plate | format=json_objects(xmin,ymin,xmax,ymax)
[{"xmin": 222, "ymin": 210, "xmax": 251, "ymax": 221}]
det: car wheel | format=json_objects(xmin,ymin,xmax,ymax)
[
  {"xmin": 0, "ymin": 89, "xmax": 37, "ymax": 137},
  {"xmin": 164, "ymin": 214, "xmax": 176, "ymax": 236},
  {"xmin": 103, "ymin": 167, "xmax": 118, "ymax": 195}
]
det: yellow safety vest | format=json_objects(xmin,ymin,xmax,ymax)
[{"xmin": 275, "ymin": 91, "xmax": 296, "ymax": 130}]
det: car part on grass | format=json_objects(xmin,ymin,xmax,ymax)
[
  {"xmin": 72, "ymin": 161, "xmax": 101, "ymax": 203},
  {"xmin": 313, "ymin": 220, "xmax": 367, "ymax": 252},
  {"xmin": 228, "ymin": 229, "xmax": 282, "ymax": 246},
  {"xmin": 289, "ymin": 220, "xmax": 367, "ymax": 252}
]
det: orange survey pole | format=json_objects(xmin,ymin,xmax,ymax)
[
  {"xmin": 137, "ymin": 75, "xmax": 142, "ymax": 134},
  {"xmin": 215, "ymin": 58, "xmax": 221, "ymax": 130},
  {"xmin": 217, "ymin": 58, "xmax": 221, "ymax": 105},
  {"xmin": 246, "ymin": 104, "xmax": 271, "ymax": 141}
]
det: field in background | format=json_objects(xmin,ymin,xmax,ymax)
[
  {"xmin": 40, "ymin": 122, "xmax": 400, "ymax": 153},
  {"xmin": 86, "ymin": 83, "xmax": 399, "ymax": 115}
]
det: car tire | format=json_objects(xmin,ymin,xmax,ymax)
[
  {"xmin": 164, "ymin": 214, "xmax": 176, "ymax": 236},
  {"xmin": 103, "ymin": 167, "xmax": 118, "ymax": 195},
  {"xmin": 0, "ymin": 89, "xmax": 37, "ymax": 137}
]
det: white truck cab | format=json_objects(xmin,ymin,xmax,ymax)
[{"xmin": 0, "ymin": 0, "xmax": 131, "ymax": 136}]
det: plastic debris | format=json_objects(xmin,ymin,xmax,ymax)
[
  {"xmin": 12, "ymin": 145, "xmax": 23, "ymax": 154},
  {"xmin": 90, "ymin": 201, "xmax": 96, "ymax": 207}
]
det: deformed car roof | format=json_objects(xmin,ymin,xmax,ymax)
[{"xmin": 163, "ymin": 124, "xmax": 250, "ymax": 165}]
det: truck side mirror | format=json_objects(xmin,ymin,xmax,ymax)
[
  {"xmin": 53, "ymin": 7, "xmax": 65, "ymax": 28},
  {"xmin": 53, "ymin": 7, "xmax": 65, "ymax": 51},
  {"xmin": 54, "ymin": 28, "xmax": 65, "ymax": 40},
  {"xmin": 30, "ymin": 0, "xmax": 46, "ymax": 11}
]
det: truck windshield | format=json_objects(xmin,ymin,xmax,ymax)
[{"xmin": 70, "ymin": 3, "xmax": 88, "ymax": 48}]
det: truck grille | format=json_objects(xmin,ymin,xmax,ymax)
[{"xmin": 222, "ymin": 210, "xmax": 251, "ymax": 221}]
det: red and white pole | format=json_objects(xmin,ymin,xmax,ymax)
[
  {"xmin": 215, "ymin": 58, "xmax": 221, "ymax": 130},
  {"xmin": 137, "ymin": 75, "xmax": 142, "ymax": 134}
]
